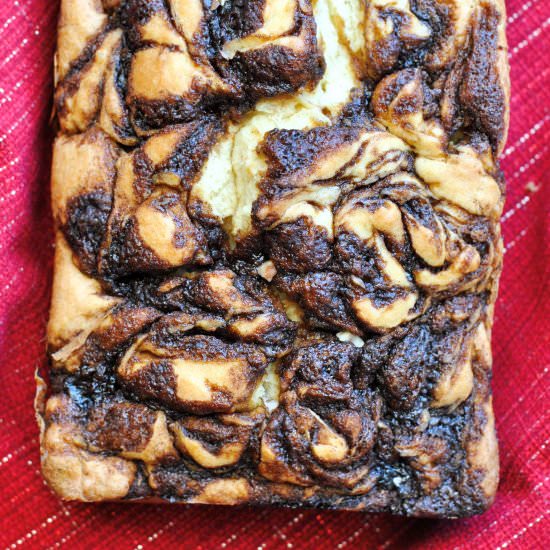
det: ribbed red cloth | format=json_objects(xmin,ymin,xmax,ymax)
[{"xmin": 0, "ymin": 1, "xmax": 548, "ymax": 548}]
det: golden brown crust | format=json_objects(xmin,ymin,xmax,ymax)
[
  {"xmin": 40, "ymin": 0, "xmax": 509, "ymax": 516},
  {"xmin": 493, "ymin": 0, "xmax": 511, "ymax": 154}
]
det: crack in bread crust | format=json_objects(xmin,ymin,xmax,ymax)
[{"xmin": 40, "ymin": 0, "xmax": 509, "ymax": 516}]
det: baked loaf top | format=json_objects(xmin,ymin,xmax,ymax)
[{"xmin": 38, "ymin": 0, "xmax": 509, "ymax": 517}]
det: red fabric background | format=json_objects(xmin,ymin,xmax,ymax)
[{"xmin": 0, "ymin": 1, "xmax": 548, "ymax": 548}]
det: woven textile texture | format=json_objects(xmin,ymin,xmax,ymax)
[{"xmin": 0, "ymin": 0, "xmax": 548, "ymax": 548}]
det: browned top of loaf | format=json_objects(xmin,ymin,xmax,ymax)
[{"xmin": 40, "ymin": 0, "xmax": 508, "ymax": 517}]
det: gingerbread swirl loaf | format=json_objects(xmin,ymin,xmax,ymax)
[{"xmin": 37, "ymin": 0, "xmax": 510, "ymax": 517}]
